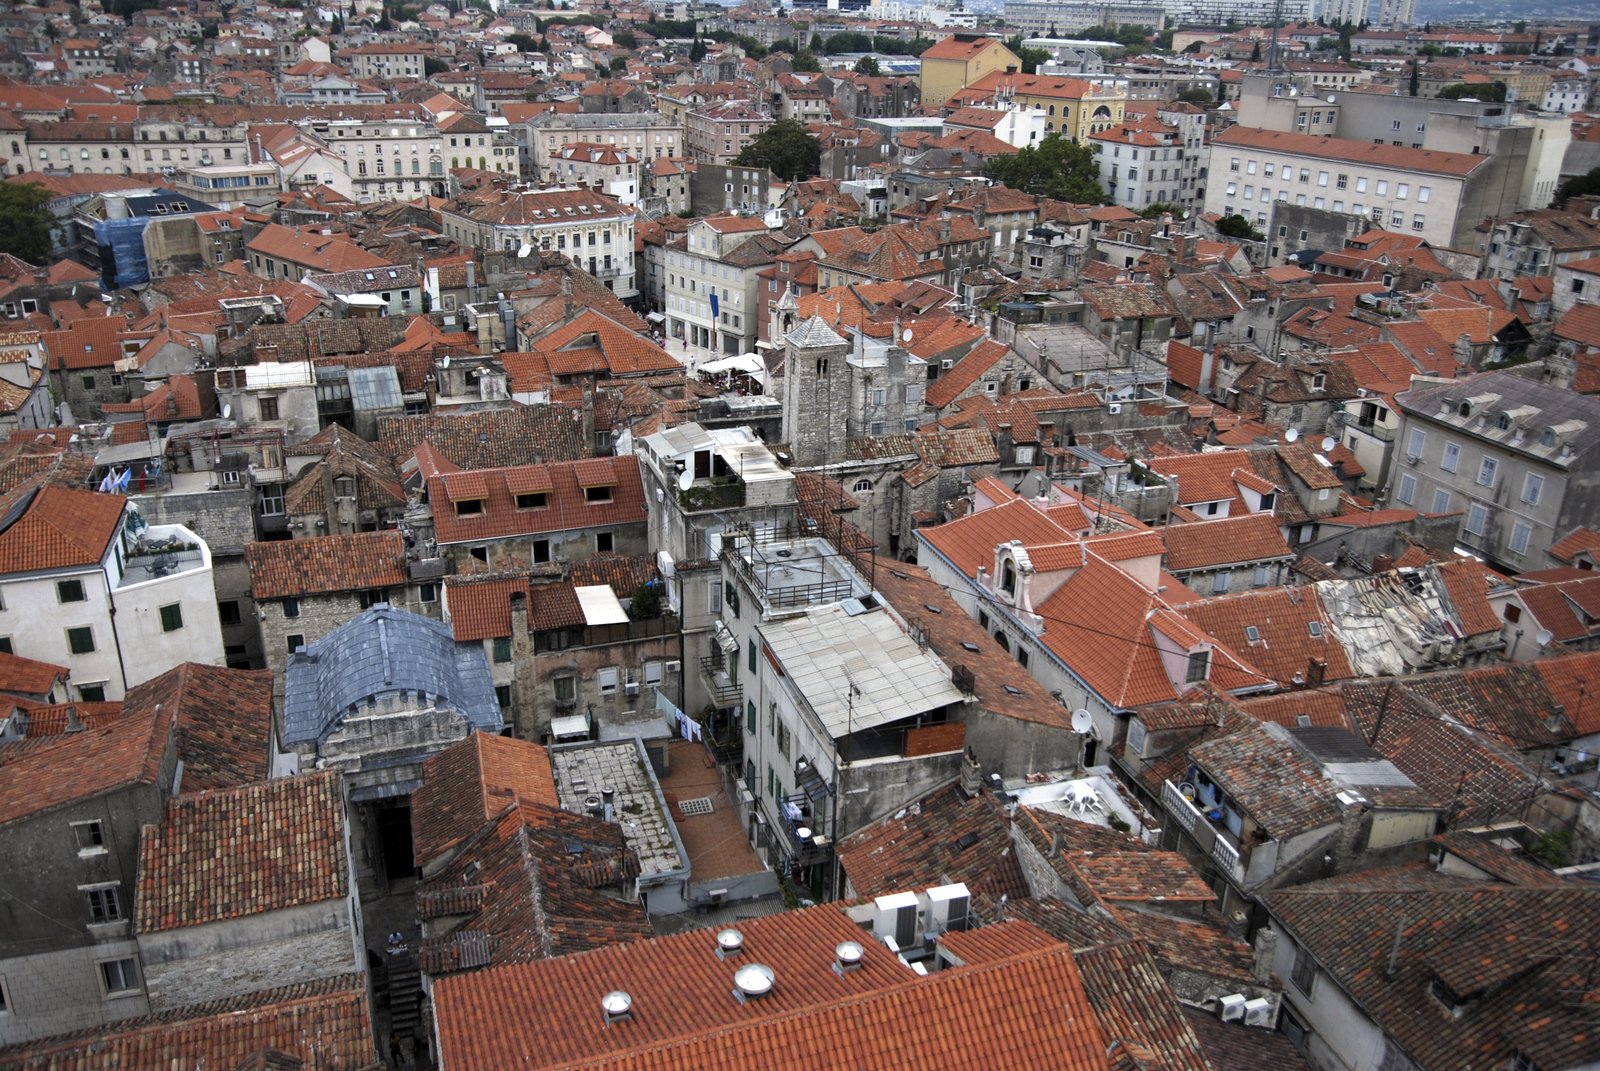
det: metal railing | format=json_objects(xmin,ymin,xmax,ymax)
[
  {"xmin": 698, "ymin": 655, "xmax": 741, "ymax": 707},
  {"xmin": 1162, "ymin": 780, "xmax": 1243, "ymax": 884}
]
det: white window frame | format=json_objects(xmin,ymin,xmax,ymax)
[{"xmin": 597, "ymin": 667, "xmax": 619, "ymax": 695}]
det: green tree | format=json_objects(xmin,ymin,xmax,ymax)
[
  {"xmin": 375, "ymin": 4, "xmax": 392, "ymax": 30},
  {"xmin": 329, "ymin": 12, "xmax": 343, "ymax": 33},
  {"xmin": 733, "ymin": 118, "xmax": 821, "ymax": 181},
  {"xmin": 1174, "ymin": 87, "xmax": 1213, "ymax": 106},
  {"xmin": 1250, "ymin": 40, "xmax": 1261, "ymax": 61},
  {"xmin": 984, "ymin": 134, "xmax": 1105, "ymax": 204},
  {"xmin": 790, "ymin": 48, "xmax": 821, "ymax": 73},
  {"xmin": 689, "ymin": 34, "xmax": 706, "ymax": 61},
  {"xmin": 809, "ymin": 32, "xmax": 822, "ymax": 51},
  {"xmin": 1215, "ymin": 213, "xmax": 1265, "ymax": 242},
  {"xmin": 853, "ymin": 55, "xmax": 881, "ymax": 76},
  {"xmin": 609, "ymin": 55, "xmax": 628, "ymax": 73},
  {"xmin": 611, "ymin": 29, "xmax": 636, "ymax": 49},
  {"xmin": 1437, "ymin": 81, "xmax": 1507, "ymax": 101},
  {"xmin": 1553, "ymin": 166, "xmax": 1600, "ymax": 208},
  {"xmin": 1408, "ymin": 59, "xmax": 1419, "ymax": 96},
  {"xmin": 823, "ymin": 31, "xmax": 871, "ymax": 53},
  {"xmin": 506, "ymin": 31, "xmax": 537, "ymax": 51},
  {"xmin": 0, "ymin": 184, "xmax": 55, "ymax": 265},
  {"xmin": 769, "ymin": 37, "xmax": 796, "ymax": 54},
  {"xmin": 424, "ymin": 55, "xmax": 448, "ymax": 77},
  {"xmin": 1004, "ymin": 35, "xmax": 1049, "ymax": 74}
]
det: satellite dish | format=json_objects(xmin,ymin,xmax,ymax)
[
  {"xmin": 517, "ymin": 241, "xmax": 532, "ymax": 258},
  {"xmin": 902, "ymin": 327, "xmax": 913, "ymax": 342},
  {"xmin": 677, "ymin": 469, "xmax": 694, "ymax": 492},
  {"xmin": 1284, "ymin": 428, "xmax": 1300, "ymax": 443},
  {"xmin": 441, "ymin": 355, "xmax": 450, "ymax": 368},
  {"xmin": 1536, "ymin": 629, "xmax": 1554, "ymax": 648},
  {"xmin": 221, "ymin": 403, "xmax": 232, "ymax": 420},
  {"xmin": 1321, "ymin": 436, "xmax": 1336, "ymax": 452},
  {"xmin": 1070, "ymin": 708, "xmax": 1093, "ymax": 734}
]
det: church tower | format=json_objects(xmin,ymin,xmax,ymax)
[{"xmin": 780, "ymin": 313, "xmax": 851, "ymax": 468}]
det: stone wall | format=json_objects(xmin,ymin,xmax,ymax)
[{"xmin": 138, "ymin": 899, "xmax": 360, "ymax": 1011}]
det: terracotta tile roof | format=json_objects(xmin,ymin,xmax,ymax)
[
  {"xmin": 1400, "ymin": 662, "xmax": 1570, "ymax": 753},
  {"xmin": 0, "ymin": 700, "xmax": 171, "ymax": 827},
  {"xmin": 838, "ymin": 781, "xmax": 1030, "ymax": 902},
  {"xmin": 1183, "ymin": 1005, "xmax": 1310, "ymax": 1071},
  {"xmin": 532, "ymin": 309, "xmax": 681, "ymax": 379},
  {"xmin": 1213, "ymin": 125, "xmax": 1489, "ymax": 176},
  {"xmin": 8, "ymin": 700, "xmax": 126, "ymax": 737},
  {"xmin": 123, "ymin": 663, "xmax": 273, "ymax": 793},
  {"xmin": 246, "ymin": 529, "xmax": 408, "ymax": 600},
  {"xmin": 1548, "ymin": 526, "xmax": 1600, "ymax": 565},
  {"xmin": 0, "ymin": 975, "xmax": 376, "ymax": 1071},
  {"xmin": 433, "ymin": 906, "xmax": 1108, "ymax": 1071},
  {"xmin": 921, "ymin": 35, "xmax": 1012, "ymax": 61},
  {"xmin": 1188, "ymin": 717, "xmax": 1341, "ymax": 838},
  {"xmin": 1434, "ymin": 557, "xmax": 1508, "ymax": 638},
  {"xmin": 246, "ymin": 223, "xmax": 389, "ymax": 273},
  {"xmin": 1264, "ymin": 872, "xmax": 1600, "ymax": 1071},
  {"xmin": 413, "ymin": 732, "xmax": 561, "ymax": 868},
  {"xmin": 1180, "ymin": 586, "xmax": 1353, "ymax": 687},
  {"xmin": 1072, "ymin": 940, "xmax": 1214, "ymax": 1071},
  {"xmin": 428, "ymin": 455, "xmax": 644, "ymax": 548},
  {"xmin": 1533, "ymin": 652, "xmax": 1600, "ymax": 736},
  {"xmin": 379, "ymin": 407, "xmax": 588, "ymax": 470},
  {"xmin": 1144, "ymin": 449, "xmax": 1265, "ymax": 508},
  {"xmin": 1163, "ymin": 513, "xmax": 1294, "ymax": 573},
  {"xmin": 0, "ymin": 649, "xmax": 67, "ymax": 697},
  {"xmin": 918, "ymin": 498, "xmax": 1076, "ymax": 580},
  {"xmin": 0, "ymin": 484, "xmax": 123, "ymax": 574}
]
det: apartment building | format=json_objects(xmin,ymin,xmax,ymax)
[
  {"xmin": 524, "ymin": 112, "xmax": 682, "ymax": 181},
  {"xmin": 918, "ymin": 34, "xmax": 1022, "ymax": 109},
  {"xmin": 663, "ymin": 216, "xmax": 788, "ymax": 354},
  {"xmin": 548, "ymin": 143, "xmax": 640, "ymax": 206},
  {"xmin": 439, "ymin": 188, "xmax": 637, "ymax": 301},
  {"xmin": 311, "ymin": 116, "xmax": 513, "ymax": 203},
  {"xmin": 344, "ymin": 43, "xmax": 427, "ymax": 81},
  {"xmin": 955, "ymin": 72, "xmax": 1126, "ymax": 142},
  {"xmin": 684, "ymin": 101, "xmax": 773, "ymax": 166},
  {"xmin": 1206, "ymin": 126, "xmax": 1497, "ymax": 250},
  {"xmin": 1390, "ymin": 373, "xmax": 1600, "ymax": 572}
]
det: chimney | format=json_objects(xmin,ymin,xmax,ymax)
[
  {"xmin": 508, "ymin": 590, "xmax": 538, "ymax": 738},
  {"xmin": 958, "ymin": 746, "xmax": 982, "ymax": 797},
  {"xmin": 1251, "ymin": 925, "xmax": 1279, "ymax": 984}
]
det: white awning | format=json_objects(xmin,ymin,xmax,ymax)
[
  {"xmin": 551, "ymin": 713, "xmax": 590, "ymax": 740},
  {"xmin": 574, "ymin": 584, "xmax": 629, "ymax": 626}
]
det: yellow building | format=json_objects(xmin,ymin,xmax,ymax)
[
  {"xmin": 955, "ymin": 72, "xmax": 1127, "ymax": 142},
  {"xmin": 919, "ymin": 34, "xmax": 1023, "ymax": 110}
]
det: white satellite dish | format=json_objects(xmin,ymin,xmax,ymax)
[
  {"xmin": 1321, "ymin": 435, "xmax": 1336, "ymax": 452},
  {"xmin": 1536, "ymin": 629, "xmax": 1554, "ymax": 648},
  {"xmin": 441, "ymin": 355, "xmax": 450, "ymax": 368},
  {"xmin": 221, "ymin": 403, "xmax": 232, "ymax": 420},
  {"xmin": 902, "ymin": 327, "xmax": 913, "ymax": 342},
  {"xmin": 517, "ymin": 241, "xmax": 532, "ymax": 258},
  {"xmin": 1284, "ymin": 428, "xmax": 1300, "ymax": 443},
  {"xmin": 677, "ymin": 469, "xmax": 694, "ymax": 492},
  {"xmin": 1070, "ymin": 708, "xmax": 1093, "ymax": 734}
]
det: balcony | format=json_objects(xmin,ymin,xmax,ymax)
[
  {"xmin": 699, "ymin": 655, "xmax": 742, "ymax": 707},
  {"xmin": 1161, "ymin": 780, "xmax": 1243, "ymax": 884},
  {"xmin": 1348, "ymin": 420, "xmax": 1395, "ymax": 442}
]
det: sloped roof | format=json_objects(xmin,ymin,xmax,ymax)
[
  {"xmin": 123, "ymin": 662, "xmax": 273, "ymax": 793},
  {"xmin": 412, "ymin": 732, "xmax": 561, "ymax": 868},
  {"xmin": 246, "ymin": 529, "xmax": 409, "ymax": 600},
  {"xmin": 0, "ymin": 484, "xmax": 123, "ymax": 574}
]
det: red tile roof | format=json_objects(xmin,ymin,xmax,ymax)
[
  {"xmin": 1162, "ymin": 513, "xmax": 1294, "ymax": 572},
  {"xmin": 433, "ymin": 906, "xmax": 1108, "ymax": 1071},
  {"xmin": 246, "ymin": 529, "xmax": 409, "ymax": 600},
  {"xmin": 136, "ymin": 770, "xmax": 348, "ymax": 933},
  {"xmin": 428, "ymin": 455, "xmax": 644, "ymax": 548},
  {"xmin": 1533, "ymin": 652, "xmax": 1600, "ymax": 736},
  {"xmin": 412, "ymin": 733, "xmax": 561, "ymax": 868},
  {"xmin": 0, "ymin": 649, "xmax": 67, "ymax": 697},
  {"xmin": 1213, "ymin": 125, "xmax": 1489, "ymax": 176},
  {"xmin": 1180, "ymin": 586, "xmax": 1354, "ymax": 687},
  {"xmin": 1548, "ymin": 526, "xmax": 1600, "ymax": 565},
  {"xmin": 123, "ymin": 662, "xmax": 273, "ymax": 792},
  {"xmin": 917, "ymin": 498, "xmax": 1077, "ymax": 579},
  {"xmin": 0, "ymin": 485, "xmax": 123, "ymax": 574},
  {"xmin": 0, "ymin": 698, "xmax": 172, "ymax": 827}
]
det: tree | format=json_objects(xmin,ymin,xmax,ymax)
[
  {"xmin": 1437, "ymin": 81, "xmax": 1507, "ymax": 102},
  {"xmin": 689, "ymin": 34, "xmax": 706, "ymax": 61},
  {"xmin": 424, "ymin": 55, "xmax": 448, "ymax": 77},
  {"xmin": 506, "ymin": 31, "xmax": 537, "ymax": 52},
  {"xmin": 1215, "ymin": 213, "xmax": 1265, "ymax": 242},
  {"xmin": 1553, "ymin": 166, "xmax": 1600, "ymax": 208},
  {"xmin": 609, "ymin": 55, "xmax": 627, "ymax": 73},
  {"xmin": 733, "ymin": 118, "xmax": 821, "ymax": 181},
  {"xmin": 1004, "ymin": 35, "xmax": 1049, "ymax": 75},
  {"xmin": 1174, "ymin": 87, "xmax": 1213, "ymax": 106},
  {"xmin": 329, "ymin": 12, "xmax": 343, "ymax": 34},
  {"xmin": 611, "ymin": 29, "xmax": 636, "ymax": 49},
  {"xmin": 790, "ymin": 48, "xmax": 821, "ymax": 73},
  {"xmin": 1250, "ymin": 40, "xmax": 1261, "ymax": 61},
  {"xmin": 769, "ymin": 37, "xmax": 796, "ymax": 55},
  {"xmin": 853, "ymin": 55, "xmax": 881, "ymax": 76},
  {"xmin": 0, "ymin": 184, "xmax": 55, "ymax": 265},
  {"xmin": 984, "ymin": 133, "xmax": 1106, "ymax": 205},
  {"xmin": 1408, "ymin": 59, "xmax": 1419, "ymax": 96}
]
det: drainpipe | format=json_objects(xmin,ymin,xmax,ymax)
[{"xmin": 102, "ymin": 558, "xmax": 132, "ymax": 697}]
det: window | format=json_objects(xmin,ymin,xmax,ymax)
[
  {"xmin": 1418, "ymin": 186, "xmax": 1430, "ymax": 203},
  {"xmin": 1509, "ymin": 521, "xmax": 1532, "ymax": 556},
  {"xmin": 1185, "ymin": 649, "xmax": 1210, "ymax": 684},
  {"xmin": 57, "ymin": 579, "xmax": 86, "ymax": 603},
  {"xmin": 67, "ymin": 626, "xmax": 95, "ymax": 654},
  {"xmin": 495, "ymin": 684, "xmax": 512, "ymax": 710},
  {"xmin": 747, "ymin": 640, "xmax": 757, "ymax": 675},
  {"xmin": 1477, "ymin": 456, "xmax": 1498, "ymax": 487},
  {"xmin": 532, "ymin": 539, "xmax": 551, "ymax": 564},
  {"xmin": 82, "ymin": 884, "xmax": 123, "ymax": 924},
  {"xmin": 516, "ymin": 492, "xmax": 547, "ymax": 509},
  {"xmin": 1396, "ymin": 473, "xmax": 1416, "ymax": 505},
  {"xmin": 1336, "ymin": 173, "xmax": 1348, "ymax": 189},
  {"xmin": 597, "ymin": 667, "xmax": 618, "ymax": 695},
  {"xmin": 1015, "ymin": 445, "xmax": 1035, "ymax": 465},
  {"xmin": 1290, "ymin": 942, "xmax": 1316, "ymax": 994},
  {"xmin": 644, "ymin": 661, "xmax": 664, "ymax": 686},
  {"xmin": 745, "ymin": 699, "xmax": 756, "ymax": 736},
  {"xmin": 1431, "ymin": 490, "xmax": 1451, "ymax": 513},
  {"xmin": 1465, "ymin": 503, "xmax": 1488, "ymax": 536},
  {"xmin": 596, "ymin": 531, "xmax": 614, "ymax": 553},
  {"xmin": 217, "ymin": 600, "xmax": 241, "ymax": 627},
  {"xmin": 73, "ymin": 821, "xmax": 105, "ymax": 853},
  {"xmin": 258, "ymin": 396, "xmax": 279, "ymax": 421},
  {"xmin": 1406, "ymin": 428, "xmax": 1425, "ymax": 460},
  {"xmin": 708, "ymin": 579, "xmax": 722, "ymax": 614},
  {"xmin": 553, "ymin": 675, "xmax": 576, "ymax": 703},
  {"xmin": 454, "ymin": 498, "xmax": 484, "ymax": 517},
  {"xmin": 1253, "ymin": 564, "xmax": 1272, "ymax": 587},
  {"xmin": 1211, "ymin": 572, "xmax": 1230, "ymax": 595},
  {"xmin": 1441, "ymin": 442, "xmax": 1460, "ymax": 473},
  {"xmin": 492, "ymin": 637, "xmax": 511, "ymax": 663},
  {"xmin": 1522, "ymin": 473, "xmax": 1543, "ymax": 506},
  {"xmin": 158, "ymin": 603, "xmax": 183, "ymax": 632},
  {"xmin": 99, "ymin": 958, "xmax": 139, "ymax": 996},
  {"xmin": 282, "ymin": 597, "xmax": 300, "ymax": 619}
]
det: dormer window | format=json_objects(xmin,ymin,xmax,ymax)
[
  {"xmin": 1000, "ymin": 559, "xmax": 1016, "ymax": 595},
  {"xmin": 454, "ymin": 498, "xmax": 484, "ymax": 516},
  {"xmin": 1185, "ymin": 649, "xmax": 1210, "ymax": 684},
  {"xmin": 585, "ymin": 485, "xmax": 612, "ymax": 503},
  {"xmin": 1310, "ymin": 373, "xmax": 1325, "ymax": 391},
  {"xmin": 516, "ymin": 492, "xmax": 547, "ymax": 510},
  {"xmin": 1496, "ymin": 412, "xmax": 1511, "ymax": 431},
  {"xmin": 1541, "ymin": 427, "xmax": 1557, "ymax": 449}
]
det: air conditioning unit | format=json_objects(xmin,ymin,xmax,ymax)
[
  {"xmin": 1243, "ymin": 998, "xmax": 1275, "ymax": 1028},
  {"xmin": 1405, "ymin": 453, "xmax": 1421, "ymax": 465},
  {"xmin": 624, "ymin": 682, "xmax": 640, "ymax": 697},
  {"xmin": 940, "ymin": 358, "xmax": 953, "ymax": 370},
  {"xmin": 664, "ymin": 659, "xmax": 681, "ymax": 673},
  {"xmin": 1218, "ymin": 994, "xmax": 1247, "ymax": 1023},
  {"xmin": 923, "ymin": 883, "xmax": 970, "ymax": 934},
  {"xmin": 1108, "ymin": 403, "xmax": 1122, "ymax": 415}
]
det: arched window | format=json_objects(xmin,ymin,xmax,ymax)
[
  {"xmin": 852, "ymin": 478, "xmax": 872, "ymax": 493},
  {"xmin": 1000, "ymin": 559, "xmax": 1016, "ymax": 595}
]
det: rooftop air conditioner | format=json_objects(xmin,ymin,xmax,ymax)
[
  {"xmin": 1218, "ymin": 994, "xmax": 1247, "ymax": 1023},
  {"xmin": 1244, "ymin": 998, "xmax": 1274, "ymax": 1028}
]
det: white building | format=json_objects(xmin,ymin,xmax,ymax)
[
  {"xmin": 441, "ymin": 187, "xmax": 637, "ymax": 301},
  {"xmin": 0, "ymin": 488, "xmax": 224, "ymax": 700},
  {"xmin": 548, "ymin": 143, "xmax": 641, "ymax": 206},
  {"xmin": 664, "ymin": 215, "xmax": 780, "ymax": 354},
  {"xmin": 525, "ymin": 112, "xmax": 685, "ymax": 180}
]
